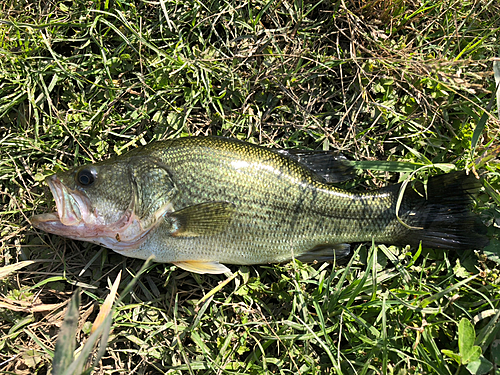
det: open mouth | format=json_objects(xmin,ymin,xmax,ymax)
[
  {"xmin": 30, "ymin": 174, "xmax": 146, "ymax": 248},
  {"xmin": 31, "ymin": 175, "xmax": 92, "ymax": 230},
  {"xmin": 49, "ymin": 175, "xmax": 84, "ymax": 225}
]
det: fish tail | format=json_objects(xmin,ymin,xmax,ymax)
[{"xmin": 394, "ymin": 171, "xmax": 488, "ymax": 250}]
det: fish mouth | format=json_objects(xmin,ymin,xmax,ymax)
[
  {"xmin": 31, "ymin": 175, "xmax": 151, "ymax": 250},
  {"xmin": 48, "ymin": 175, "xmax": 92, "ymax": 225},
  {"xmin": 31, "ymin": 175, "xmax": 95, "ymax": 233}
]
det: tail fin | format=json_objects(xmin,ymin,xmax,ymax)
[{"xmin": 396, "ymin": 172, "xmax": 488, "ymax": 250}]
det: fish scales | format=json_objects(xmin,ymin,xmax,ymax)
[
  {"xmin": 31, "ymin": 136, "xmax": 488, "ymax": 274},
  {"xmin": 139, "ymin": 139, "xmax": 391, "ymax": 259}
]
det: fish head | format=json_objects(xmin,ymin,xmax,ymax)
[{"xmin": 31, "ymin": 156, "xmax": 173, "ymax": 250}]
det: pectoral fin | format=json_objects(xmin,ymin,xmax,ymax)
[
  {"xmin": 173, "ymin": 260, "xmax": 231, "ymax": 274},
  {"xmin": 165, "ymin": 201, "xmax": 235, "ymax": 237}
]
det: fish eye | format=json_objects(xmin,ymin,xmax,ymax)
[{"xmin": 76, "ymin": 168, "xmax": 96, "ymax": 187}]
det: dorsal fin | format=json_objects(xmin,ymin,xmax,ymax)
[{"xmin": 276, "ymin": 150, "xmax": 355, "ymax": 183}]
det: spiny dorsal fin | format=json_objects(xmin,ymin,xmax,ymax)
[
  {"xmin": 165, "ymin": 201, "xmax": 235, "ymax": 237},
  {"xmin": 173, "ymin": 260, "xmax": 231, "ymax": 274}
]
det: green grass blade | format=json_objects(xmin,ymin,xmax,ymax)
[{"xmin": 52, "ymin": 289, "xmax": 81, "ymax": 375}]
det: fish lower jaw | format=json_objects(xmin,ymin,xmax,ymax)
[
  {"xmin": 31, "ymin": 208, "xmax": 152, "ymax": 252},
  {"xmin": 31, "ymin": 212, "xmax": 60, "ymax": 226},
  {"xmin": 31, "ymin": 217, "xmax": 88, "ymax": 239},
  {"xmin": 31, "ymin": 212, "xmax": 78, "ymax": 235}
]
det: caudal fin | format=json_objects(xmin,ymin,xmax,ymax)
[{"xmin": 397, "ymin": 172, "xmax": 488, "ymax": 250}]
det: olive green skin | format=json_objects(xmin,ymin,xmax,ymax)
[{"xmin": 110, "ymin": 137, "xmax": 402, "ymax": 265}]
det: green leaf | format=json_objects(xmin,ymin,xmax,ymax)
[
  {"xmin": 441, "ymin": 349, "xmax": 461, "ymax": 364},
  {"xmin": 466, "ymin": 355, "xmax": 493, "ymax": 375},
  {"xmin": 453, "ymin": 259, "xmax": 470, "ymax": 278},
  {"xmin": 484, "ymin": 179, "xmax": 500, "ymax": 207},
  {"xmin": 463, "ymin": 346, "xmax": 482, "ymax": 365},
  {"xmin": 61, "ymin": 314, "xmax": 113, "ymax": 375},
  {"xmin": 52, "ymin": 289, "xmax": 81, "ymax": 375},
  {"xmin": 483, "ymin": 239, "xmax": 500, "ymax": 265},
  {"xmin": 420, "ymin": 276, "xmax": 476, "ymax": 308},
  {"xmin": 458, "ymin": 318, "xmax": 481, "ymax": 364},
  {"xmin": 350, "ymin": 160, "xmax": 424, "ymax": 172}
]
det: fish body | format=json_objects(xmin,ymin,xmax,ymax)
[{"xmin": 31, "ymin": 136, "xmax": 488, "ymax": 274}]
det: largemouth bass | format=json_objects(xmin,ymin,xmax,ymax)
[{"xmin": 31, "ymin": 136, "xmax": 488, "ymax": 274}]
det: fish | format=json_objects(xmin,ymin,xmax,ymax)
[{"xmin": 31, "ymin": 136, "xmax": 488, "ymax": 274}]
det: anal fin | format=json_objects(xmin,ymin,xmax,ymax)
[
  {"xmin": 173, "ymin": 260, "xmax": 231, "ymax": 274},
  {"xmin": 296, "ymin": 243, "xmax": 351, "ymax": 263}
]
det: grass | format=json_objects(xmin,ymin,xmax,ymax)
[{"xmin": 1, "ymin": 0, "xmax": 500, "ymax": 373}]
